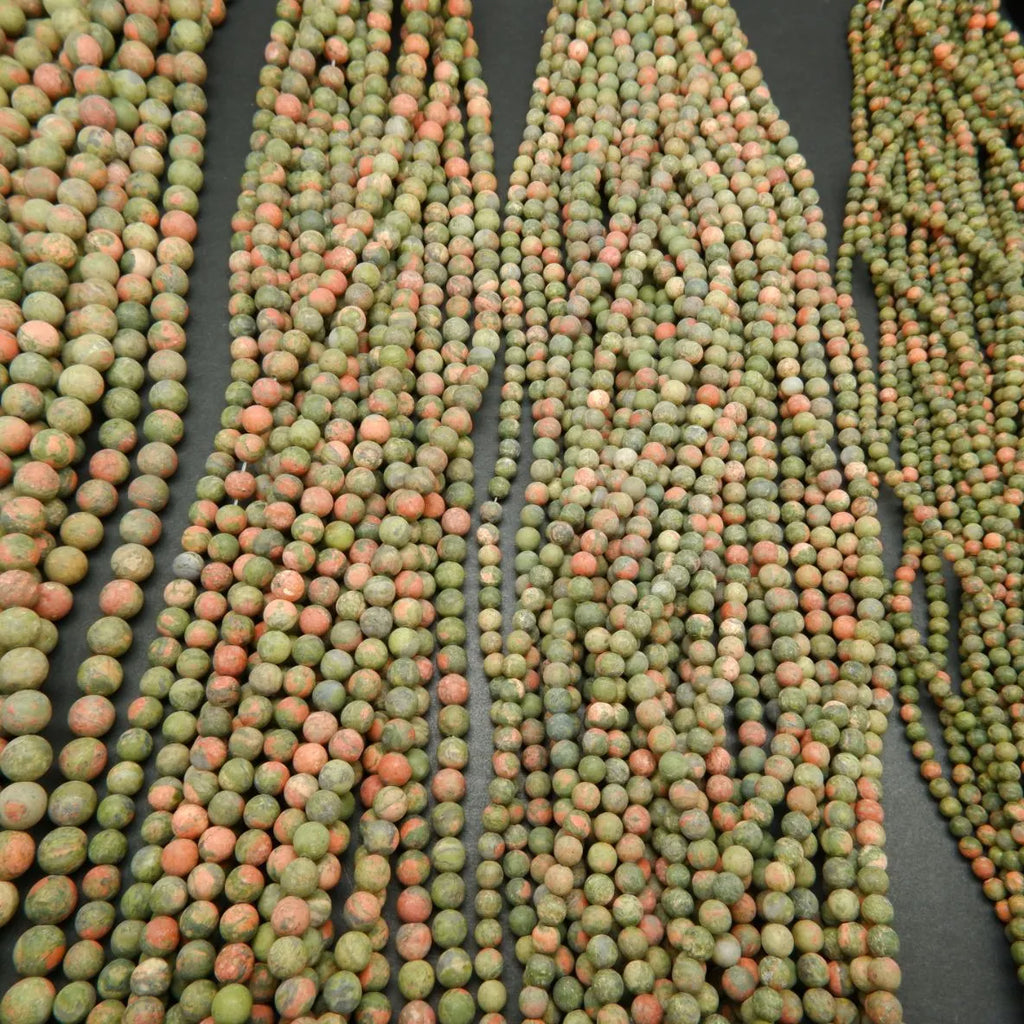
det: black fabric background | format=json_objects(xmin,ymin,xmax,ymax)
[{"xmin": 7, "ymin": 3, "xmax": 1024, "ymax": 1022}]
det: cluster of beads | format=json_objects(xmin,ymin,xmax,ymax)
[
  {"xmin": 472, "ymin": 2, "xmax": 901, "ymax": 1024},
  {"xmin": 838, "ymin": 0, "xmax": 1024, "ymax": 985},
  {"xmin": 0, "ymin": 1, "xmax": 926, "ymax": 1024},
  {"xmin": 0, "ymin": 0, "xmax": 504, "ymax": 1022},
  {"xmin": 0, "ymin": 1, "xmax": 224, "ymax": 1018}
]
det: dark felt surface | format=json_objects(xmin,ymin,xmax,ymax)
[{"xmin": 4, "ymin": 3, "xmax": 1023, "ymax": 1022}]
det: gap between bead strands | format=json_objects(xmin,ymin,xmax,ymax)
[{"xmin": 233, "ymin": 463, "xmax": 249, "ymax": 505}]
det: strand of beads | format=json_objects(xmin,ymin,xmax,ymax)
[
  {"xmin": 43, "ymin": 10, "xmax": 369, "ymax": 1024},
  {"xmin": 473, "ymin": 3, "xmax": 578, "ymax": 1022},
  {"xmin": 156, "ymin": 0, "xmax": 502, "ymax": 1021},
  {"xmin": 837, "ymin": 0, "xmax": 1024, "ymax": 982},
  {"xmin": 324, "ymin": 4, "xmax": 479, "ymax": 1022},
  {"xmin": 495, "ymin": 9, "xmax": 680, "ymax": 1024},
  {"xmin": 640, "ymin": 9, "xmax": 900, "ymax": 1019},
  {"xmin": 395, "ymin": 5, "xmax": 503, "ymax": 1024}
]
